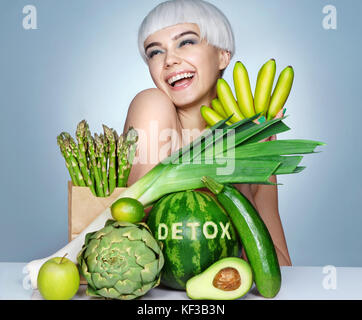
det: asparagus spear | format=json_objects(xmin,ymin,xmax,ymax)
[
  {"xmin": 76, "ymin": 120, "xmax": 96, "ymax": 196},
  {"xmin": 94, "ymin": 133, "xmax": 103, "ymax": 188},
  {"xmin": 125, "ymin": 128, "xmax": 138, "ymax": 185},
  {"xmin": 112, "ymin": 129, "xmax": 119, "ymax": 144},
  {"xmin": 62, "ymin": 132, "xmax": 86, "ymax": 187},
  {"xmin": 112, "ymin": 129, "xmax": 119, "ymax": 178},
  {"xmin": 57, "ymin": 134, "xmax": 78, "ymax": 186},
  {"xmin": 117, "ymin": 127, "xmax": 138, "ymax": 187},
  {"xmin": 64, "ymin": 133, "xmax": 78, "ymax": 160},
  {"xmin": 95, "ymin": 133, "xmax": 109, "ymax": 197},
  {"xmin": 85, "ymin": 128, "xmax": 105, "ymax": 197},
  {"xmin": 88, "ymin": 156, "xmax": 95, "ymax": 187},
  {"xmin": 103, "ymin": 125, "xmax": 117, "ymax": 195},
  {"xmin": 116, "ymin": 133, "xmax": 125, "ymax": 187},
  {"xmin": 101, "ymin": 133, "xmax": 109, "ymax": 197},
  {"xmin": 112, "ymin": 129, "xmax": 119, "ymax": 184}
]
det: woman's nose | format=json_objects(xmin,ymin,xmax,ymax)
[{"xmin": 164, "ymin": 51, "xmax": 182, "ymax": 68}]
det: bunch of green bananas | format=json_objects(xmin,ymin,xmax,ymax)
[{"xmin": 201, "ymin": 59, "xmax": 294, "ymax": 126}]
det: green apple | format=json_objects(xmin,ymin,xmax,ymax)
[{"xmin": 37, "ymin": 255, "xmax": 80, "ymax": 300}]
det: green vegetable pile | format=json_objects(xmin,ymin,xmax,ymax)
[
  {"xmin": 61, "ymin": 59, "xmax": 324, "ymax": 300},
  {"xmin": 57, "ymin": 120, "xmax": 138, "ymax": 197}
]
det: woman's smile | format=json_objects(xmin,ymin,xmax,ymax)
[{"xmin": 166, "ymin": 70, "xmax": 196, "ymax": 90}]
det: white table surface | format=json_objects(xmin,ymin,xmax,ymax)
[{"xmin": 1, "ymin": 263, "xmax": 361, "ymax": 300}]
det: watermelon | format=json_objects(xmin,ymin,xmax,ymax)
[{"xmin": 147, "ymin": 190, "xmax": 241, "ymax": 290}]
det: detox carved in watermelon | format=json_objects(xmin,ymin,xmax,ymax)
[{"xmin": 147, "ymin": 190, "xmax": 241, "ymax": 290}]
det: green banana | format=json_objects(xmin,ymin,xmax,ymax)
[
  {"xmin": 200, "ymin": 105, "xmax": 232, "ymax": 127},
  {"xmin": 233, "ymin": 61, "xmax": 255, "ymax": 118},
  {"xmin": 211, "ymin": 98, "xmax": 227, "ymax": 118},
  {"xmin": 216, "ymin": 78, "xmax": 244, "ymax": 123},
  {"xmin": 254, "ymin": 59, "xmax": 276, "ymax": 116},
  {"xmin": 267, "ymin": 66, "xmax": 294, "ymax": 120}
]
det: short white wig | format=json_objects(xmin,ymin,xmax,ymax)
[{"xmin": 138, "ymin": 0, "xmax": 235, "ymax": 63}]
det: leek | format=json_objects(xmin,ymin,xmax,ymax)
[{"xmin": 121, "ymin": 116, "xmax": 324, "ymax": 206}]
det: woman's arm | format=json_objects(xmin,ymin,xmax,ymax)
[
  {"xmin": 123, "ymin": 88, "xmax": 184, "ymax": 217},
  {"xmin": 235, "ymin": 181, "xmax": 292, "ymax": 266},
  {"xmin": 254, "ymin": 178, "xmax": 292, "ymax": 266},
  {"xmin": 123, "ymin": 88, "xmax": 182, "ymax": 186}
]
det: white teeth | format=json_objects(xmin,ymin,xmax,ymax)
[{"xmin": 167, "ymin": 73, "xmax": 194, "ymax": 85}]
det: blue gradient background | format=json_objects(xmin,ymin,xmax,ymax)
[{"xmin": 1, "ymin": 0, "xmax": 361, "ymax": 266}]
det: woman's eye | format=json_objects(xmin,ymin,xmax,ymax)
[
  {"xmin": 148, "ymin": 50, "xmax": 162, "ymax": 59},
  {"xmin": 179, "ymin": 39, "xmax": 196, "ymax": 47}
]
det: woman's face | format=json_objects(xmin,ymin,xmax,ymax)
[{"xmin": 144, "ymin": 23, "xmax": 230, "ymax": 108}]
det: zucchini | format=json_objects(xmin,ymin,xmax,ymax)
[{"xmin": 202, "ymin": 176, "xmax": 281, "ymax": 298}]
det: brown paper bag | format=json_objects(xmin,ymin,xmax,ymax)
[
  {"xmin": 67, "ymin": 181, "xmax": 126, "ymax": 284},
  {"xmin": 67, "ymin": 181, "xmax": 126, "ymax": 241}
]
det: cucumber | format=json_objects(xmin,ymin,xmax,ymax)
[{"xmin": 202, "ymin": 176, "xmax": 281, "ymax": 298}]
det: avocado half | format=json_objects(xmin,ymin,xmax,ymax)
[{"xmin": 186, "ymin": 257, "xmax": 253, "ymax": 300}]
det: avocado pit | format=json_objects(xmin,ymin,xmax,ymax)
[{"xmin": 212, "ymin": 267, "xmax": 241, "ymax": 291}]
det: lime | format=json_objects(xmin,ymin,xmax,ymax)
[{"xmin": 111, "ymin": 197, "xmax": 145, "ymax": 223}]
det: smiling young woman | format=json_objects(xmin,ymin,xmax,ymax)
[
  {"xmin": 23, "ymin": 0, "xmax": 292, "ymax": 290},
  {"xmin": 124, "ymin": 0, "xmax": 292, "ymax": 266}
]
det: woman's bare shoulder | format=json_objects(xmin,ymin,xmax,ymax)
[
  {"xmin": 124, "ymin": 88, "xmax": 179, "ymax": 133},
  {"xmin": 131, "ymin": 88, "xmax": 174, "ymax": 109}
]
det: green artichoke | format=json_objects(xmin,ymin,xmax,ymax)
[{"xmin": 77, "ymin": 220, "xmax": 164, "ymax": 300}]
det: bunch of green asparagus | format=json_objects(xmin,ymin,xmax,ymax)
[{"xmin": 57, "ymin": 120, "xmax": 138, "ymax": 197}]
